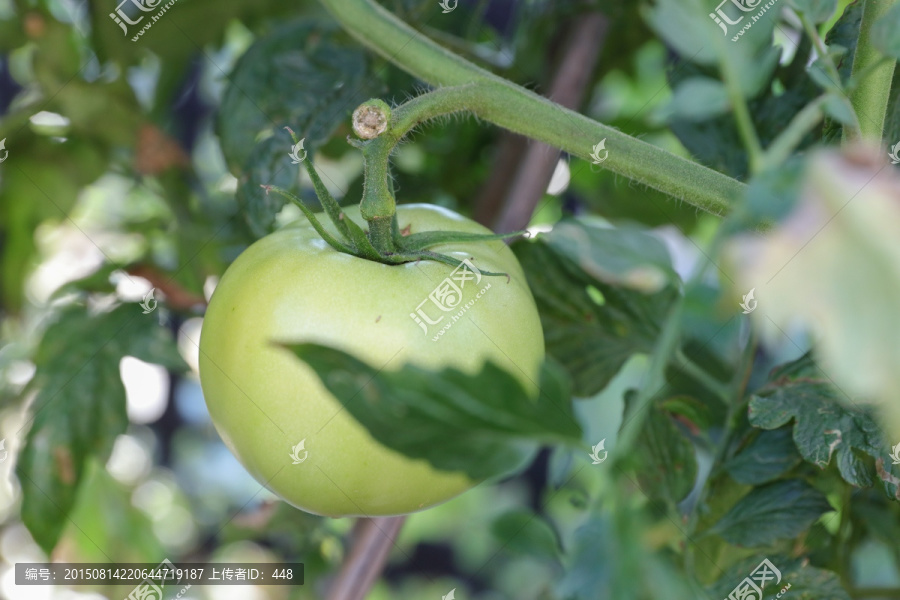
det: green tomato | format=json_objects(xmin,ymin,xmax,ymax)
[{"xmin": 199, "ymin": 204, "xmax": 543, "ymax": 517}]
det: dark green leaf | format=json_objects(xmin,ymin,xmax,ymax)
[
  {"xmin": 286, "ymin": 344, "xmax": 583, "ymax": 480},
  {"xmin": 883, "ymin": 64, "xmax": 900, "ymax": 145},
  {"xmin": 667, "ymin": 61, "xmax": 819, "ymax": 179},
  {"xmin": 218, "ymin": 19, "xmax": 380, "ymax": 235},
  {"xmin": 724, "ymin": 427, "xmax": 802, "ymax": 485},
  {"xmin": 708, "ymin": 555, "xmax": 850, "ymax": 600},
  {"xmin": 749, "ymin": 374, "xmax": 899, "ymax": 498},
  {"xmin": 16, "ymin": 304, "xmax": 185, "ymax": 554},
  {"xmin": 512, "ymin": 227, "xmax": 678, "ymax": 397},
  {"xmin": 633, "ymin": 405, "xmax": 698, "ymax": 503},
  {"xmin": 709, "ymin": 479, "xmax": 832, "ymax": 546},
  {"xmin": 820, "ymin": 1, "xmax": 862, "ymax": 142},
  {"xmin": 491, "ymin": 510, "xmax": 561, "ymax": 562},
  {"xmin": 558, "ymin": 507, "xmax": 696, "ymax": 600},
  {"xmin": 541, "ymin": 219, "xmax": 678, "ymax": 292}
]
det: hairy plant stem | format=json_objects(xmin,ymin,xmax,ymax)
[
  {"xmin": 317, "ymin": 0, "xmax": 744, "ymax": 216},
  {"xmin": 847, "ymin": 0, "xmax": 898, "ymax": 142}
]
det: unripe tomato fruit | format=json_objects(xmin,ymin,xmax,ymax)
[{"xmin": 199, "ymin": 204, "xmax": 544, "ymax": 517}]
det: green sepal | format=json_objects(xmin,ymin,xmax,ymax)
[
  {"xmin": 301, "ymin": 160, "xmax": 382, "ymax": 260},
  {"xmin": 261, "ymin": 185, "xmax": 356, "ymax": 255}
]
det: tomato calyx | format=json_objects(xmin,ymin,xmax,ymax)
[{"xmin": 262, "ymin": 97, "xmax": 523, "ymax": 276}]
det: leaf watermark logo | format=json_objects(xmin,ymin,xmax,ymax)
[
  {"xmin": 889, "ymin": 142, "xmax": 900, "ymax": 165},
  {"xmin": 0, "ymin": 138, "xmax": 8, "ymax": 163},
  {"xmin": 890, "ymin": 442, "xmax": 900, "ymax": 465},
  {"xmin": 410, "ymin": 259, "xmax": 492, "ymax": 341},
  {"xmin": 590, "ymin": 139, "xmax": 608, "ymax": 164},
  {"xmin": 0, "ymin": 439, "xmax": 7, "ymax": 463},
  {"xmin": 740, "ymin": 288, "xmax": 757, "ymax": 314},
  {"xmin": 724, "ymin": 558, "xmax": 789, "ymax": 600},
  {"xmin": 589, "ymin": 439, "xmax": 608, "ymax": 464},
  {"xmin": 290, "ymin": 440, "xmax": 308, "ymax": 464},
  {"xmin": 442, "ymin": 589, "xmax": 456, "ymax": 600},
  {"xmin": 140, "ymin": 288, "xmax": 158, "ymax": 314},
  {"xmin": 439, "ymin": 0, "xmax": 457, "ymax": 13},
  {"xmin": 289, "ymin": 138, "xmax": 307, "ymax": 164}
]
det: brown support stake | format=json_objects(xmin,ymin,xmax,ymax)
[
  {"xmin": 325, "ymin": 516, "xmax": 407, "ymax": 600},
  {"xmin": 493, "ymin": 12, "xmax": 608, "ymax": 234}
]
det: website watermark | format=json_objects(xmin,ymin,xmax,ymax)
[
  {"xmin": 410, "ymin": 259, "xmax": 491, "ymax": 342},
  {"xmin": 110, "ymin": 0, "xmax": 182, "ymax": 42},
  {"xmin": 724, "ymin": 558, "xmax": 790, "ymax": 600},
  {"xmin": 740, "ymin": 288, "xmax": 757, "ymax": 314},
  {"xmin": 589, "ymin": 439, "xmax": 608, "ymax": 464},
  {"xmin": 709, "ymin": 0, "xmax": 781, "ymax": 42},
  {"xmin": 889, "ymin": 141, "xmax": 900, "ymax": 165}
]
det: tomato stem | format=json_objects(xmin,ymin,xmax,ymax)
[
  {"xmin": 271, "ymin": 117, "xmax": 518, "ymax": 272},
  {"xmin": 316, "ymin": 0, "xmax": 745, "ymax": 216}
]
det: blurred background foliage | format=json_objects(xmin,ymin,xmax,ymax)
[{"xmin": 1, "ymin": 0, "xmax": 900, "ymax": 599}]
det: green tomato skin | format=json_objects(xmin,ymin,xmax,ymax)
[{"xmin": 199, "ymin": 204, "xmax": 544, "ymax": 517}]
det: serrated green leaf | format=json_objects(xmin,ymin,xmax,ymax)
[
  {"xmin": 491, "ymin": 510, "xmax": 561, "ymax": 562},
  {"xmin": 871, "ymin": 3, "xmax": 900, "ymax": 60},
  {"xmin": 633, "ymin": 404, "xmax": 698, "ymax": 503},
  {"xmin": 16, "ymin": 304, "xmax": 185, "ymax": 554},
  {"xmin": 286, "ymin": 344, "xmax": 583, "ymax": 480},
  {"xmin": 749, "ymin": 378, "xmax": 896, "ymax": 494},
  {"xmin": 709, "ymin": 479, "xmax": 832, "ymax": 546},
  {"xmin": 730, "ymin": 149, "xmax": 900, "ymax": 452},
  {"xmin": 708, "ymin": 555, "xmax": 850, "ymax": 599},
  {"xmin": 512, "ymin": 228, "xmax": 678, "ymax": 397},
  {"xmin": 218, "ymin": 19, "xmax": 380, "ymax": 235},
  {"xmin": 724, "ymin": 427, "xmax": 802, "ymax": 485}
]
